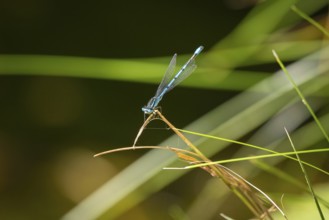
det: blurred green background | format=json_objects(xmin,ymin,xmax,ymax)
[{"xmin": 0, "ymin": 0, "xmax": 329, "ymax": 219}]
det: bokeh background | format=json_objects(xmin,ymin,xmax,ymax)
[{"xmin": 1, "ymin": 0, "xmax": 329, "ymax": 219}]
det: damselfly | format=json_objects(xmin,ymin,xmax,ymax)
[{"xmin": 142, "ymin": 46, "xmax": 204, "ymax": 114}]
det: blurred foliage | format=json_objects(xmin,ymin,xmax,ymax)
[{"xmin": 0, "ymin": 0, "xmax": 329, "ymax": 219}]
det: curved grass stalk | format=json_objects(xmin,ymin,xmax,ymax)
[{"xmin": 132, "ymin": 110, "xmax": 286, "ymax": 219}]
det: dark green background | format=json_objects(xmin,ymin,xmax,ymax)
[
  {"xmin": 0, "ymin": 1, "xmax": 250, "ymax": 219},
  {"xmin": 2, "ymin": 0, "xmax": 327, "ymax": 219}
]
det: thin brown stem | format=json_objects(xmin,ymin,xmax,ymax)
[
  {"xmin": 94, "ymin": 145, "xmax": 202, "ymax": 160},
  {"xmin": 155, "ymin": 110, "xmax": 208, "ymax": 160},
  {"xmin": 133, "ymin": 113, "xmax": 155, "ymax": 147}
]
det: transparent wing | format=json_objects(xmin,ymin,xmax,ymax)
[
  {"xmin": 166, "ymin": 60, "xmax": 197, "ymax": 92},
  {"xmin": 155, "ymin": 54, "xmax": 177, "ymax": 97}
]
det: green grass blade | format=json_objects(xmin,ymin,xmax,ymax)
[
  {"xmin": 252, "ymin": 160, "xmax": 329, "ymax": 209},
  {"xmin": 291, "ymin": 5, "xmax": 329, "ymax": 37},
  {"xmin": 178, "ymin": 147, "xmax": 329, "ymax": 177},
  {"xmin": 273, "ymin": 50, "xmax": 329, "ymax": 142},
  {"xmin": 284, "ymin": 127, "xmax": 325, "ymax": 219}
]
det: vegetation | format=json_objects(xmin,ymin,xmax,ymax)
[{"xmin": 0, "ymin": 0, "xmax": 328, "ymax": 219}]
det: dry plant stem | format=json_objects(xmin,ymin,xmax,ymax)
[
  {"xmin": 155, "ymin": 110, "xmax": 208, "ymax": 160},
  {"xmin": 133, "ymin": 113, "xmax": 155, "ymax": 147},
  {"xmin": 104, "ymin": 110, "xmax": 281, "ymax": 219},
  {"xmin": 154, "ymin": 110, "xmax": 275, "ymax": 219},
  {"xmin": 94, "ymin": 145, "xmax": 201, "ymax": 159}
]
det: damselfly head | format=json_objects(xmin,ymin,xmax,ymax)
[
  {"xmin": 142, "ymin": 106, "xmax": 154, "ymax": 114},
  {"xmin": 142, "ymin": 97, "xmax": 157, "ymax": 114}
]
